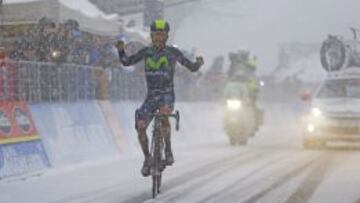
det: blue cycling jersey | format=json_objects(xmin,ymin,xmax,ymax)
[{"xmin": 118, "ymin": 45, "xmax": 201, "ymax": 94}]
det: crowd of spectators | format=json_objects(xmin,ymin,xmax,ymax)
[{"xmin": 4, "ymin": 17, "xmax": 119, "ymax": 68}]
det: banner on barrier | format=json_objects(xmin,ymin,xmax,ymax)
[
  {"xmin": 0, "ymin": 101, "xmax": 49, "ymax": 178},
  {"xmin": 0, "ymin": 101, "xmax": 40, "ymax": 145},
  {"xmin": 0, "ymin": 141, "xmax": 50, "ymax": 178}
]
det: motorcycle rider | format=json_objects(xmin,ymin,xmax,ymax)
[
  {"xmin": 115, "ymin": 19, "xmax": 204, "ymax": 176},
  {"xmin": 227, "ymin": 49, "xmax": 259, "ymax": 108}
]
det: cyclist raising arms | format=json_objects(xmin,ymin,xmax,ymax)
[{"xmin": 115, "ymin": 19, "xmax": 204, "ymax": 176}]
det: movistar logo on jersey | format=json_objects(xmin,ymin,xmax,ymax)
[{"xmin": 146, "ymin": 56, "xmax": 169, "ymax": 70}]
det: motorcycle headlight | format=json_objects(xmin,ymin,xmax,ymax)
[
  {"xmin": 311, "ymin": 107, "xmax": 322, "ymax": 117},
  {"xmin": 226, "ymin": 99, "xmax": 242, "ymax": 110},
  {"xmin": 259, "ymin": 80, "xmax": 265, "ymax": 87}
]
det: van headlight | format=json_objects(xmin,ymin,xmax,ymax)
[
  {"xmin": 307, "ymin": 124, "xmax": 316, "ymax": 133},
  {"xmin": 311, "ymin": 107, "xmax": 322, "ymax": 117},
  {"xmin": 226, "ymin": 99, "xmax": 242, "ymax": 110}
]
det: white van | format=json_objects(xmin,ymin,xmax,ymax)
[{"xmin": 302, "ymin": 68, "xmax": 360, "ymax": 149}]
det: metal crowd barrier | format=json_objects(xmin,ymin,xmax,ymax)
[
  {"xmin": 0, "ymin": 60, "xmax": 223, "ymax": 103},
  {"xmin": 0, "ymin": 60, "xmax": 148, "ymax": 103}
]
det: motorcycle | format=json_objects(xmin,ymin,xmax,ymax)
[{"xmin": 223, "ymin": 82, "xmax": 263, "ymax": 145}]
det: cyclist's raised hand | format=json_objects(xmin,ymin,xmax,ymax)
[
  {"xmin": 115, "ymin": 40, "xmax": 125, "ymax": 51},
  {"xmin": 196, "ymin": 56, "xmax": 204, "ymax": 66}
]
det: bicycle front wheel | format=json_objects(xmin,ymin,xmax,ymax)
[
  {"xmin": 152, "ymin": 157, "xmax": 162, "ymax": 198},
  {"xmin": 152, "ymin": 174, "xmax": 159, "ymax": 198}
]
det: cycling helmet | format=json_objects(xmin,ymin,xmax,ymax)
[{"xmin": 150, "ymin": 19, "xmax": 170, "ymax": 32}]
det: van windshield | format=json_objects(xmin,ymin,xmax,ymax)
[{"xmin": 317, "ymin": 79, "xmax": 360, "ymax": 98}]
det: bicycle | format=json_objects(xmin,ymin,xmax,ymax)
[{"xmin": 149, "ymin": 110, "xmax": 180, "ymax": 198}]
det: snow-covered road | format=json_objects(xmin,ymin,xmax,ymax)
[
  {"xmin": 1, "ymin": 102, "xmax": 360, "ymax": 203},
  {"xmin": 62, "ymin": 147, "xmax": 360, "ymax": 203}
]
